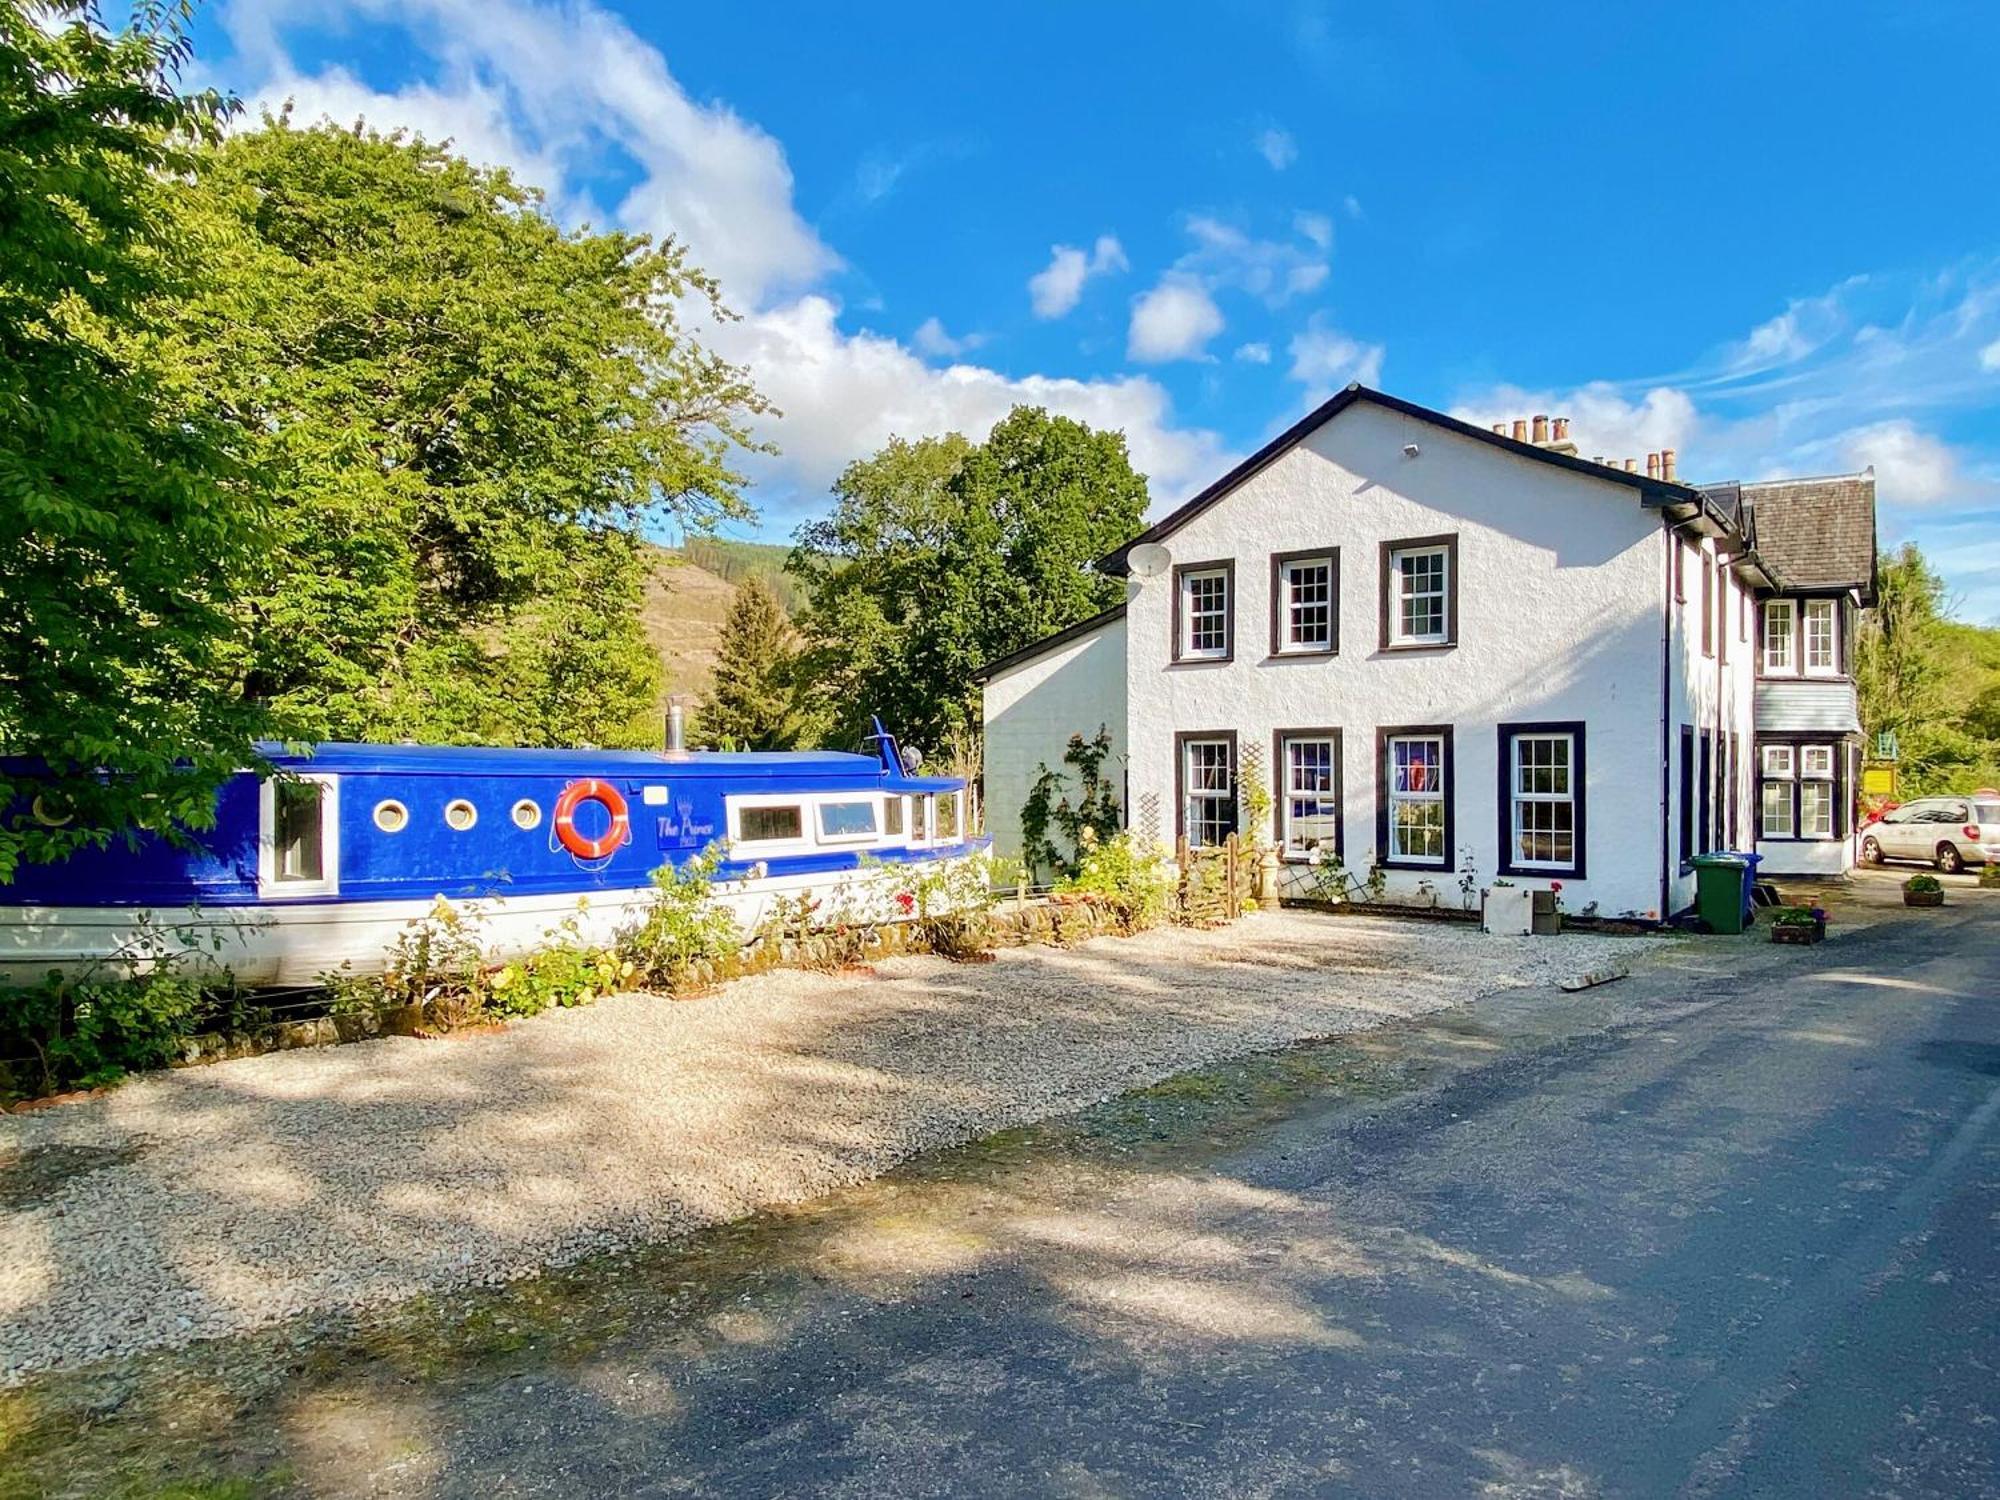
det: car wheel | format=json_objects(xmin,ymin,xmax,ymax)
[
  {"xmin": 1861, "ymin": 835, "xmax": 1883, "ymax": 865},
  {"xmin": 1936, "ymin": 843, "xmax": 1965, "ymax": 874}
]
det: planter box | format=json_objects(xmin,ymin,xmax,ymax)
[
  {"xmin": 1482, "ymin": 886, "xmax": 1533, "ymax": 937},
  {"xmin": 1531, "ymin": 890, "xmax": 1563, "ymax": 937},
  {"xmin": 1904, "ymin": 889, "xmax": 1945, "ymax": 908},
  {"xmin": 1771, "ymin": 921, "xmax": 1824, "ymax": 945}
]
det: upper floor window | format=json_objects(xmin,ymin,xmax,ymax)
[
  {"xmin": 1174, "ymin": 562, "xmax": 1233, "ymax": 662},
  {"xmin": 1762, "ymin": 600, "xmax": 1796, "ymax": 674},
  {"xmin": 1700, "ymin": 552, "xmax": 1715, "ymax": 657},
  {"xmin": 1380, "ymin": 535, "xmax": 1457, "ymax": 649},
  {"xmin": 1379, "ymin": 727, "xmax": 1451, "ymax": 867},
  {"xmin": 1271, "ymin": 551, "xmax": 1337, "ymax": 655},
  {"xmin": 1803, "ymin": 599, "xmax": 1838, "ymax": 675}
]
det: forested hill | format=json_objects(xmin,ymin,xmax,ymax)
[{"xmin": 638, "ymin": 540, "xmax": 798, "ymax": 714}]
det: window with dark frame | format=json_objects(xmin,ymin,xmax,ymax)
[
  {"xmin": 1698, "ymin": 729, "xmax": 1714, "ymax": 854},
  {"xmin": 1379, "ymin": 536, "xmax": 1457, "ymax": 649},
  {"xmin": 1179, "ymin": 735, "xmax": 1237, "ymax": 849},
  {"xmin": 1679, "ymin": 725, "xmax": 1695, "ymax": 867},
  {"xmin": 1276, "ymin": 730, "xmax": 1340, "ymax": 857},
  {"xmin": 1382, "ymin": 729, "xmax": 1449, "ymax": 865},
  {"xmin": 1271, "ymin": 551, "xmax": 1337, "ymax": 655},
  {"xmin": 1674, "ymin": 539, "xmax": 1687, "ymax": 603},
  {"xmin": 1174, "ymin": 562, "xmax": 1233, "ymax": 662},
  {"xmin": 1700, "ymin": 552, "xmax": 1715, "ymax": 657},
  {"xmin": 1498, "ymin": 723, "xmax": 1583, "ymax": 876}
]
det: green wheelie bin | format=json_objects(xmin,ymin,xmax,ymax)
[{"xmin": 1691, "ymin": 852, "xmax": 1751, "ymax": 934}]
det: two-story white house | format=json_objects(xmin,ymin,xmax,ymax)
[{"xmin": 978, "ymin": 385, "xmax": 1875, "ymax": 922}]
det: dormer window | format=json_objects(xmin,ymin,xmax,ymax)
[
  {"xmin": 1173, "ymin": 561, "xmax": 1234, "ymax": 663},
  {"xmin": 1380, "ymin": 535, "xmax": 1457, "ymax": 649},
  {"xmin": 1762, "ymin": 600, "xmax": 1796, "ymax": 674}
]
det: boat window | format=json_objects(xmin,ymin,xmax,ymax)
[
  {"xmin": 936, "ymin": 791, "xmax": 959, "ymax": 841},
  {"xmin": 273, "ymin": 782, "xmax": 326, "ymax": 883},
  {"xmin": 738, "ymin": 804, "xmax": 804, "ymax": 844},
  {"xmin": 444, "ymin": 798, "xmax": 478, "ymax": 831},
  {"xmin": 372, "ymin": 799, "xmax": 409, "ymax": 834},
  {"xmin": 817, "ymin": 800, "xmax": 879, "ymax": 843},
  {"xmin": 884, "ymin": 796, "xmax": 905, "ymax": 837},
  {"xmin": 511, "ymin": 798, "xmax": 542, "ymax": 830}
]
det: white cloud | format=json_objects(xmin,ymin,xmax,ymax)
[
  {"xmin": 1449, "ymin": 383, "xmax": 1698, "ymax": 467},
  {"xmin": 1027, "ymin": 235, "xmax": 1128, "ymax": 319},
  {"xmin": 1255, "ymin": 126, "xmax": 1297, "ymax": 171},
  {"xmin": 1128, "ymin": 276, "xmax": 1226, "ymax": 363},
  {"xmin": 1835, "ymin": 420, "xmax": 1962, "ymax": 506},
  {"xmin": 710, "ymin": 296, "xmax": 1230, "ymax": 511},
  {"xmin": 1294, "ymin": 211, "xmax": 1333, "ymax": 251},
  {"xmin": 1286, "ymin": 315, "xmax": 1385, "ymax": 401},
  {"xmin": 1342, "ymin": 194, "xmax": 1364, "ymax": 220},
  {"xmin": 910, "ymin": 316, "xmax": 984, "ymax": 359},
  {"xmin": 1234, "ymin": 342, "xmax": 1272, "ymax": 365},
  {"xmin": 1981, "ymin": 337, "xmax": 2000, "ymax": 372}
]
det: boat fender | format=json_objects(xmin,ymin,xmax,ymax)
[{"xmin": 553, "ymin": 778, "xmax": 630, "ymax": 861}]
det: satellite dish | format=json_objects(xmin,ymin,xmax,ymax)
[{"xmin": 1127, "ymin": 542, "xmax": 1172, "ymax": 579}]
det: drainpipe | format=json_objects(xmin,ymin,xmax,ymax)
[{"xmin": 1658, "ymin": 517, "xmax": 1674, "ymax": 924}]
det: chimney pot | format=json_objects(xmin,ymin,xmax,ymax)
[
  {"xmin": 1532, "ymin": 414, "xmax": 1549, "ymax": 443},
  {"xmin": 1510, "ymin": 419, "xmax": 1528, "ymax": 442},
  {"xmin": 1623, "ymin": 458, "xmax": 1637, "ymax": 473},
  {"xmin": 1591, "ymin": 455, "xmax": 1604, "ymax": 466},
  {"xmin": 1553, "ymin": 417, "xmax": 1570, "ymax": 441},
  {"xmin": 1661, "ymin": 447, "xmax": 1677, "ymax": 482},
  {"xmin": 1491, "ymin": 422, "xmax": 1507, "ymax": 435},
  {"xmin": 1645, "ymin": 453, "xmax": 1660, "ymax": 479}
]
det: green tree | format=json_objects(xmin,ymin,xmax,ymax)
[
  {"xmin": 176, "ymin": 116, "xmax": 768, "ymax": 748},
  {"xmin": 1856, "ymin": 544, "xmax": 2000, "ymax": 793},
  {"xmin": 700, "ymin": 575, "xmax": 816, "ymax": 749},
  {"xmin": 791, "ymin": 407, "xmax": 1145, "ymax": 758},
  {"xmin": 0, "ymin": 2, "xmax": 275, "ymax": 881}
]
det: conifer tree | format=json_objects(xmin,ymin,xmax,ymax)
[{"xmin": 700, "ymin": 576, "xmax": 814, "ymax": 749}]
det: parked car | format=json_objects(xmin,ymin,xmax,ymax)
[{"xmin": 1859, "ymin": 794, "xmax": 2000, "ymax": 873}]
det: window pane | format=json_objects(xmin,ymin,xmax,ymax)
[
  {"xmin": 1183, "ymin": 739, "xmax": 1236, "ymax": 848},
  {"xmin": 1800, "ymin": 745, "xmax": 1834, "ymax": 778},
  {"xmin": 1283, "ymin": 559, "xmax": 1332, "ymax": 649},
  {"xmin": 1183, "ymin": 570, "xmax": 1229, "ymax": 654},
  {"xmin": 936, "ymin": 793, "xmax": 959, "ymax": 840},
  {"xmin": 740, "ymin": 805, "xmax": 804, "ymax": 842},
  {"xmin": 1282, "ymin": 737, "xmax": 1337, "ymax": 852},
  {"xmin": 1805, "ymin": 601, "xmax": 1836, "ymax": 670},
  {"xmin": 1760, "ymin": 781, "xmax": 1794, "ymax": 837},
  {"xmin": 1800, "ymin": 781, "xmax": 1833, "ymax": 837},
  {"xmin": 1763, "ymin": 603, "xmax": 1795, "ymax": 671},
  {"xmin": 1392, "ymin": 547, "xmax": 1447, "ymax": 642},
  {"xmin": 1761, "ymin": 745, "xmax": 1794, "ymax": 777},
  {"xmin": 1386, "ymin": 733, "xmax": 1446, "ymax": 862},
  {"xmin": 818, "ymin": 800, "xmax": 878, "ymax": 838},
  {"xmin": 884, "ymin": 797, "xmax": 904, "ymax": 836},
  {"xmin": 274, "ymin": 781, "xmax": 324, "ymax": 882}
]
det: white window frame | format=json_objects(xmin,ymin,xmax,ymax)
[
  {"xmin": 815, "ymin": 797, "xmax": 882, "ymax": 846},
  {"xmin": 1180, "ymin": 736, "xmax": 1237, "ymax": 850},
  {"xmin": 1277, "ymin": 732, "xmax": 1340, "ymax": 858},
  {"xmin": 1388, "ymin": 544, "xmax": 1451, "ymax": 647},
  {"xmin": 727, "ymin": 794, "xmax": 813, "ymax": 855},
  {"xmin": 258, "ymin": 774, "xmax": 340, "ymax": 899},
  {"xmin": 1760, "ymin": 777, "xmax": 1796, "ymax": 839},
  {"xmin": 1762, "ymin": 599, "xmax": 1797, "ymax": 675},
  {"xmin": 883, "ymin": 794, "xmax": 907, "ymax": 841},
  {"xmin": 1385, "ymin": 732, "xmax": 1448, "ymax": 866},
  {"xmin": 1505, "ymin": 730, "xmax": 1579, "ymax": 874},
  {"xmin": 1799, "ymin": 742, "xmax": 1836, "ymax": 839},
  {"xmin": 1803, "ymin": 599, "xmax": 1838, "ymax": 676},
  {"xmin": 1178, "ymin": 566, "xmax": 1231, "ymax": 660},
  {"xmin": 1277, "ymin": 555, "xmax": 1335, "ymax": 654},
  {"xmin": 1760, "ymin": 744, "xmax": 1794, "ymax": 777}
]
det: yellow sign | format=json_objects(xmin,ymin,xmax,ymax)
[{"xmin": 1861, "ymin": 765, "xmax": 1897, "ymax": 796}]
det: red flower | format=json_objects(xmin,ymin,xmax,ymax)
[
  {"xmin": 1550, "ymin": 881, "xmax": 1563, "ymax": 892},
  {"xmin": 894, "ymin": 890, "xmax": 915, "ymax": 913}
]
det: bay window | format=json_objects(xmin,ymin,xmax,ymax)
[
  {"xmin": 1762, "ymin": 600, "xmax": 1796, "ymax": 674},
  {"xmin": 1498, "ymin": 722, "xmax": 1584, "ymax": 876},
  {"xmin": 1804, "ymin": 599, "xmax": 1838, "ymax": 674},
  {"xmin": 1377, "ymin": 726, "xmax": 1452, "ymax": 867},
  {"xmin": 1759, "ymin": 740, "xmax": 1839, "ymax": 840}
]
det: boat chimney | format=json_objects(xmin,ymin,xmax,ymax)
[{"xmin": 665, "ymin": 701, "xmax": 687, "ymax": 754}]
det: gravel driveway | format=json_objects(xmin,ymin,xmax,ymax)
[{"xmin": 0, "ymin": 910, "xmax": 1645, "ymax": 1381}]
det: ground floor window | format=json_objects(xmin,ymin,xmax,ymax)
[
  {"xmin": 1498, "ymin": 721, "xmax": 1584, "ymax": 876},
  {"xmin": 1177, "ymin": 732, "xmax": 1238, "ymax": 849},
  {"xmin": 1276, "ymin": 730, "xmax": 1340, "ymax": 857},
  {"xmin": 1759, "ymin": 739, "xmax": 1840, "ymax": 840},
  {"xmin": 1378, "ymin": 726, "xmax": 1451, "ymax": 867}
]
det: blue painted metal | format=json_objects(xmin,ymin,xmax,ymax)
[{"xmin": 2, "ymin": 742, "xmax": 974, "ymax": 909}]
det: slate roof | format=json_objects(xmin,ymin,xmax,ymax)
[{"xmin": 1703, "ymin": 473, "xmax": 1877, "ymax": 601}]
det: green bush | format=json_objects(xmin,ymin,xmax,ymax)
[
  {"xmin": 1904, "ymin": 873, "xmax": 1944, "ymax": 894},
  {"xmin": 885, "ymin": 849, "xmax": 1016, "ymax": 960},
  {"xmin": 618, "ymin": 847, "xmax": 741, "ymax": 985},
  {"xmin": 491, "ymin": 944, "xmax": 633, "ymax": 1016},
  {"xmin": 1056, "ymin": 830, "xmax": 1174, "ymax": 933},
  {"xmin": 0, "ymin": 966, "xmax": 206, "ymax": 1097}
]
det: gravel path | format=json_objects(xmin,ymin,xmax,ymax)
[{"xmin": 0, "ymin": 911, "xmax": 1647, "ymax": 1381}]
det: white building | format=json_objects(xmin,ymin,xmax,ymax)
[{"xmin": 977, "ymin": 386, "xmax": 1876, "ymax": 922}]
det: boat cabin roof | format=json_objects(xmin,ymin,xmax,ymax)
[{"xmin": 259, "ymin": 742, "xmax": 904, "ymax": 780}]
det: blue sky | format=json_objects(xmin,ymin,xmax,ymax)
[{"xmin": 191, "ymin": 1, "xmax": 2000, "ymax": 620}]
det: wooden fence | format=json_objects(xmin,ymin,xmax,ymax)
[{"xmin": 1175, "ymin": 833, "xmax": 1254, "ymax": 924}]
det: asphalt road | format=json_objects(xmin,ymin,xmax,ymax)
[{"xmin": 14, "ymin": 886, "xmax": 1999, "ymax": 1498}]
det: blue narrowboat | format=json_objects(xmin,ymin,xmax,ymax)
[{"xmin": 0, "ymin": 733, "xmax": 983, "ymax": 986}]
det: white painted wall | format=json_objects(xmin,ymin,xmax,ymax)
[
  {"xmin": 1664, "ymin": 534, "xmax": 1760, "ymax": 913},
  {"xmin": 1124, "ymin": 401, "xmax": 1673, "ymax": 920},
  {"xmin": 981, "ymin": 613, "xmax": 1128, "ymax": 869}
]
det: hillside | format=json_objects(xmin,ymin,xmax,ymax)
[{"xmin": 637, "ymin": 540, "xmax": 800, "ymax": 718}]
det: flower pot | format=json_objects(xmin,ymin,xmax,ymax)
[
  {"xmin": 1771, "ymin": 921, "xmax": 1824, "ymax": 944},
  {"xmin": 1904, "ymin": 889, "xmax": 1945, "ymax": 908}
]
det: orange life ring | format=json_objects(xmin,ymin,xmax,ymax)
[{"xmin": 553, "ymin": 778, "xmax": 630, "ymax": 860}]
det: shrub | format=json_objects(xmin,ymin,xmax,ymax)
[
  {"xmin": 619, "ymin": 847, "xmax": 741, "ymax": 985},
  {"xmin": 1057, "ymin": 830, "xmax": 1174, "ymax": 933},
  {"xmin": 0, "ymin": 966, "xmax": 206, "ymax": 1097},
  {"xmin": 1904, "ymin": 873, "xmax": 1944, "ymax": 894},
  {"xmin": 891, "ymin": 850, "xmax": 1017, "ymax": 960},
  {"xmin": 490, "ymin": 943, "xmax": 633, "ymax": 1017},
  {"xmin": 1771, "ymin": 905, "xmax": 1826, "ymax": 927}
]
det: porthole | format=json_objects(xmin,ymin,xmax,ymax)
[
  {"xmin": 373, "ymin": 799, "xmax": 410, "ymax": 834},
  {"xmin": 510, "ymin": 798, "xmax": 542, "ymax": 831},
  {"xmin": 30, "ymin": 794, "xmax": 71, "ymax": 828},
  {"xmin": 444, "ymin": 798, "xmax": 478, "ymax": 831}
]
